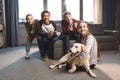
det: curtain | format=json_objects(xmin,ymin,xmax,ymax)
[
  {"xmin": 94, "ymin": 0, "xmax": 116, "ymax": 29},
  {"xmin": 115, "ymin": 0, "xmax": 120, "ymax": 31},
  {"xmin": 102, "ymin": 0, "xmax": 116, "ymax": 29},
  {"xmin": 93, "ymin": 0, "xmax": 102, "ymax": 24},
  {"xmin": 5, "ymin": 0, "xmax": 19, "ymax": 47}
]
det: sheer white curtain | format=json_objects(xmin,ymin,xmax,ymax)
[{"xmin": 93, "ymin": 0, "xmax": 102, "ymax": 24}]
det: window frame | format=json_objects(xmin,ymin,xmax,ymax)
[{"xmin": 18, "ymin": 0, "xmax": 94, "ymax": 22}]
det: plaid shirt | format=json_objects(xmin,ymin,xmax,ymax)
[{"xmin": 61, "ymin": 19, "xmax": 78, "ymax": 34}]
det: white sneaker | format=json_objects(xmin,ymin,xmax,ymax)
[{"xmin": 25, "ymin": 54, "xmax": 29, "ymax": 59}]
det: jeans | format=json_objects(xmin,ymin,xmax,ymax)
[
  {"xmin": 26, "ymin": 36, "xmax": 36, "ymax": 52},
  {"xmin": 62, "ymin": 33, "xmax": 81, "ymax": 54},
  {"xmin": 37, "ymin": 36, "xmax": 59, "ymax": 59}
]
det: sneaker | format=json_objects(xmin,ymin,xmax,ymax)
[
  {"xmin": 25, "ymin": 56, "xmax": 29, "ymax": 59},
  {"xmin": 40, "ymin": 57, "xmax": 48, "ymax": 61},
  {"xmin": 43, "ymin": 58, "xmax": 48, "ymax": 61},
  {"xmin": 25, "ymin": 54, "xmax": 29, "ymax": 59},
  {"xmin": 40, "ymin": 54, "xmax": 49, "ymax": 61}
]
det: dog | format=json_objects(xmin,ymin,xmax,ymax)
[{"xmin": 49, "ymin": 43, "xmax": 97, "ymax": 78}]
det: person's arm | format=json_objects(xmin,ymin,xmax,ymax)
[
  {"xmin": 84, "ymin": 35, "xmax": 95, "ymax": 54},
  {"xmin": 34, "ymin": 19, "xmax": 39, "ymax": 36},
  {"xmin": 71, "ymin": 19, "xmax": 78, "ymax": 33},
  {"xmin": 85, "ymin": 35, "xmax": 98, "ymax": 65},
  {"xmin": 37, "ymin": 20, "xmax": 47, "ymax": 37},
  {"xmin": 61, "ymin": 20, "xmax": 68, "ymax": 34},
  {"xmin": 25, "ymin": 23, "xmax": 31, "ymax": 39},
  {"xmin": 25, "ymin": 23, "xmax": 30, "ymax": 35}
]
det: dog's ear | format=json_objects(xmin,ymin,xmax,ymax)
[{"xmin": 81, "ymin": 44, "xmax": 86, "ymax": 52}]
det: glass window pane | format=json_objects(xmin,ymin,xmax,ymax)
[
  {"xmin": 66, "ymin": 0, "xmax": 80, "ymax": 20},
  {"xmin": 83, "ymin": 0, "xmax": 93, "ymax": 22},
  {"xmin": 48, "ymin": 0, "xmax": 62, "ymax": 21},
  {"xmin": 19, "ymin": 0, "xmax": 43, "ymax": 22}
]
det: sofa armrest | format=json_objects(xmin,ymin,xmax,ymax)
[
  {"xmin": 104, "ymin": 30, "xmax": 119, "ymax": 34},
  {"xmin": 104, "ymin": 30, "xmax": 119, "ymax": 49}
]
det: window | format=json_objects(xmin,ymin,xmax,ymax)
[
  {"xmin": 83, "ymin": 0, "xmax": 93, "ymax": 22},
  {"xmin": 66, "ymin": 0, "xmax": 80, "ymax": 20},
  {"xmin": 18, "ymin": 0, "xmax": 43, "ymax": 22},
  {"xmin": 18, "ymin": 0, "xmax": 94, "ymax": 22},
  {"xmin": 48, "ymin": 0, "xmax": 62, "ymax": 20}
]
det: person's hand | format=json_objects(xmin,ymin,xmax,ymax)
[
  {"xmin": 68, "ymin": 26, "xmax": 73, "ymax": 31},
  {"xmin": 67, "ymin": 19, "xmax": 74, "ymax": 31},
  {"xmin": 74, "ymin": 22, "xmax": 78, "ymax": 28},
  {"xmin": 47, "ymin": 31, "xmax": 54, "ymax": 38},
  {"xmin": 68, "ymin": 18, "xmax": 73, "ymax": 24}
]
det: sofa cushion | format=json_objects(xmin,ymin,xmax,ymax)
[
  {"xmin": 95, "ymin": 36, "xmax": 114, "ymax": 42},
  {"xmin": 89, "ymin": 24, "xmax": 104, "ymax": 36},
  {"xmin": 54, "ymin": 40, "xmax": 75, "ymax": 47},
  {"xmin": 55, "ymin": 21, "xmax": 62, "ymax": 32},
  {"xmin": 54, "ymin": 40, "xmax": 63, "ymax": 47}
]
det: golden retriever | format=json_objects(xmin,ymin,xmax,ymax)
[{"xmin": 49, "ymin": 43, "xmax": 96, "ymax": 78}]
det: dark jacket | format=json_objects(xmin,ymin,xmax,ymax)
[
  {"xmin": 38, "ymin": 20, "xmax": 57, "ymax": 37},
  {"xmin": 25, "ymin": 20, "xmax": 39, "ymax": 37}
]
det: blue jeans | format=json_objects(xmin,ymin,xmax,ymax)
[
  {"xmin": 37, "ymin": 36, "xmax": 59, "ymax": 59},
  {"xmin": 62, "ymin": 33, "xmax": 81, "ymax": 54},
  {"xmin": 26, "ymin": 36, "xmax": 36, "ymax": 52}
]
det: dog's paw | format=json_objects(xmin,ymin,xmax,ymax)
[
  {"xmin": 68, "ymin": 69, "xmax": 75, "ymax": 73},
  {"xmin": 90, "ymin": 73, "xmax": 96, "ymax": 78},
  {"xmin": 49, "ymin": 65, "xmax": 55, "ymax": 69},
  {"xmin": 57, "ymin": 65, "xmax": 62, "ymax": 69}
]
